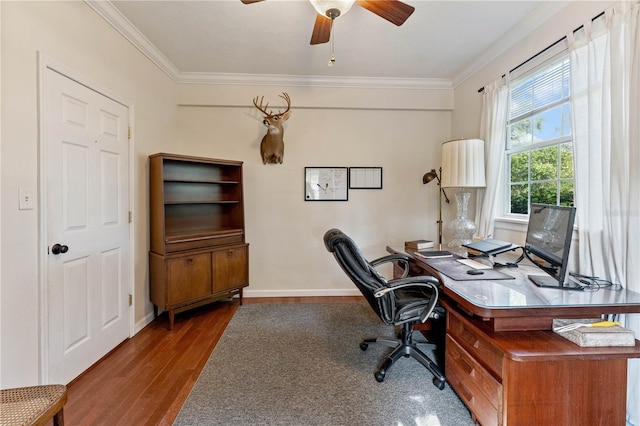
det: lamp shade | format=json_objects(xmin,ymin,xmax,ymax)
[{"xmin": 441, "ymin": 138, "xmax": 486, "ymax": 188}]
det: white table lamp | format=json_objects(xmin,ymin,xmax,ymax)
[{"xmin": 441, "ymin": 138, "xmax": 486, "ymax": 249}]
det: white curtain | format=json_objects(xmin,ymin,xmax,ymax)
[
  {"xmin": 475, "ymin": 77, "xmax": 508, "ymax": 238},
  {"xmin": 568, "ymin": 2, "xmax": 640, "ymax": 425}
]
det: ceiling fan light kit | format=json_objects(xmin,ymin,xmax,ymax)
[
  {"xmin": 309, "ymin": 0, "xmax": 356, "ymax": 18},
  {"xmin": 242, "ymin": 0, "xmax": 415, "ymax": 64}
]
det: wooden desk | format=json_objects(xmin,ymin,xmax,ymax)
[{"xmin": 388, "ymin": 247, "xmax": 640, "ymax": 426}]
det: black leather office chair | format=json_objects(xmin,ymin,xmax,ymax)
[{"xmin": 323, "ymin": 228, "xmax": 446, "ymax": 389}]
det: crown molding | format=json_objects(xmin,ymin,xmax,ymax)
[
  {"xmin": 85, "ymin": 0, "xmax": 452, "ymax": 90},
  {"xmin": 85, "ymin": 0, "xmax": 181, "ymax": 80},
  {"xmin": 177, "ymin": 72, "xmax": 452, "ymax": 90}
]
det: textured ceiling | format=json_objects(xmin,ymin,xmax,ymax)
[{"xmin": 105, "ymin": 0, "xmax": 569, "ymax": 85}]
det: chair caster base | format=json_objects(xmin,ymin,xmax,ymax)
[
  {"xmin": 375, "ymin": 358, "xmax": 393, "ymax": 382},
  {"xmin": 433, "ymin": 377, "xmax": 446, "ymax": 390}
]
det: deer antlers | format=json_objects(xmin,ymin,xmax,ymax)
[{"xmin": 252, "ymin": 92, "xmax": 291, "ymax": 118}]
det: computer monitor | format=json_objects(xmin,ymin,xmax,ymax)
[{"xmin": 524, "ymin": 203, "xmax": 580, "ymax": 290}]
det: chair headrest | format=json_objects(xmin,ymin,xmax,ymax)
[
  {"xmin": 323, "ymin": 228, "xmax": 373, "ymax": 273},
  {"xmin": 323, "ymin": 228, "xmax": 347, "ymax": 252}
]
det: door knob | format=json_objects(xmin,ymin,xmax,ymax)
[{"xmin": 51, "ymin": 244, "xmax": 69, "ymax": 255}]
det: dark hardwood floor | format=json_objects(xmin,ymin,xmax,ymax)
[{"xmin": 60, "ymin": 296, "xmax": 363, "ymax": 425}]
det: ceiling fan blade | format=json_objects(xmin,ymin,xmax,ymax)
[
  {"xmin": 240, "ymin": 0, "xmax": 265, "ymax": 4},
  {"xmin": 310, "ymin": 14, "xmax": 332, "ymax": 45},
  {"xmin": 356, "ymin": 0, "xmax": 415, "ymax": 26}
]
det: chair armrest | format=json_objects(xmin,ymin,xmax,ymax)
[
  {"xmin": 370, "ymin": 254, "xmax": 410, "ymax": 278},
  {"xmin": 374, "ymin": 276, "xmax": 440, "ymax": 323},
  {"xmin": 373, "ymin": 276, "xmax": 439, "ymax": 297}
]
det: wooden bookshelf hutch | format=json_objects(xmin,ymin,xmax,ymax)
[{"xmin": 149, "ymin": 153, "xmax": 249, "ymax": 329}]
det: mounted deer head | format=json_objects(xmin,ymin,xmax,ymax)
[{"xmin": 252, "ymin": 92, "xmax": 291, "ymax": 164}]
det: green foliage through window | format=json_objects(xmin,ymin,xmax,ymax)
[{"xmin": 506, "ymin": 55, "xmax": 574, "ymax": 214}]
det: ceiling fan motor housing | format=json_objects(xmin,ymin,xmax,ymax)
[{"xmin": 326, "ymin": 8, "xmax": 341, "ymax": 19}]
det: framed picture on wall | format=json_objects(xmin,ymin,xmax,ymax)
[
  {"xmin": 304, "ymin": 167, "xmax": 348, "ymax": 201},
  {"xmin": 349, "ymin": 167, "xmax": 383, "ymax": 189}
]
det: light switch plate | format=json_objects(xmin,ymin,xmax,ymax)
[{"xmin": 19, "ymin": 188, "xmax": 34, "ymax": 210}]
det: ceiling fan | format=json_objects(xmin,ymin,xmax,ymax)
[{"xmin": 240, "ymin": 0, "xmax": 415, "ymax": 45}]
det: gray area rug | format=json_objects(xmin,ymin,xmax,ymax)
[{"xmin": 175, "ymin": 303, "xmax": 474, "ymax": 426}]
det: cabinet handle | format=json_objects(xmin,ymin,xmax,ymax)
[
  {"xmin": 458, "ymin": 356, "xmax": 474, "ymax": 375},
  {"xmin": 461, "ymin": 329, "xmax": 480, "ymax": 348},
  {"xmin": 457, "ymin": 382, "xmax": 474, "ymax": 403},
  {"xmin": 227, "ymin": 250, "xmax": 234, "ymax": 257},
  {"xmin": 185, "ymin": 258, "xmax": 193, "ymax": 265}
]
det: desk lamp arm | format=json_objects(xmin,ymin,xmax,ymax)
[{"xmin": 423, "ymin": 167, "xmax": 450, "ymax": 250}]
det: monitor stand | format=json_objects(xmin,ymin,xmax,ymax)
[{"xmin": 528, "ymin": 274, "xmax": 584, "ymax": 291}]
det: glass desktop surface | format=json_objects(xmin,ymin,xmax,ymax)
[
  {"xmin": 442, "ymin": 264, "xmax": 640, "ymax": 309},
  {"xmin": 387, "ymin": 245, "xmax": 640, "ymax": 310}
]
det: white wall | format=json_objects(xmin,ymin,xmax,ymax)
[
  {"xmin": 176, "ymin": 85, "xmax": 453, "ymax": 295},
  {"xmin": 1, "ymin": 1, "xmax": 177, "ymax": 387}
]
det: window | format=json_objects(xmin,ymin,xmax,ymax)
[{"xmin": 506, "ymin": 55, "xmax": 574, "ymax": 215}]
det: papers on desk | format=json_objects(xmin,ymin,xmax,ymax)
[{"xmin": 457, "ymin": 258, "xmax": 492, "ymax": 270}]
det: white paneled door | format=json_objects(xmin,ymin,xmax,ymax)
[{"xmin": 44, "ymin": 68, "xmax": 130, "ymax": 384}]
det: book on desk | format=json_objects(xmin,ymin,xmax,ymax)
[
  {"xmin": 413, "ymin": 250, "xmax": 452, "ymax": 259},
  {"xmin": 552, "ymin": 318, "xmax": 636, "ymax": 347},
  {"xmin": 405, "ymin": 239, "xmax": 434, "ymax": 250}
]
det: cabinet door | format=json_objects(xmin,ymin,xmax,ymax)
[
  {"xmin": 167, "ymin": 253, "xmax": 212, "ymax": 305},
  {"xmin": 212, "ymin": 245, "xmax": 248, "ymax": 293}
]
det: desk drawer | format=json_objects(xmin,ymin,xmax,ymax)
[
  {"xmin": 446, "ymin": 335, "xmax": 502, "ymax": 426},
  {"xmin": 447, "ymin": 310, "xmax": 504, "ymax": 380}
]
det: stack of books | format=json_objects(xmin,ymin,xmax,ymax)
[
  {"xmin": 552, "ymin": 319, "xmax": 635, "ymax": 347},
  {"xmin": 405, "ymin": 239, "xmax": 434, "ymax": 251}
]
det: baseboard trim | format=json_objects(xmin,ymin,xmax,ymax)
[
  {"xmin": 243, "ymin": 288, "xmax": 361, "ymax": 298},
  {"xmin": 135, "ymin": 311, "xmax": 156, "ymax": 335}
]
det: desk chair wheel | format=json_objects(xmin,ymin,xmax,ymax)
[
  {"xmin": 433, "ymin": 377, "xmax": 446, "ymax": 390},
  {"xmin": 375, "ymin": 358, "xmax": 393, "ymax": 382},
  {"xmin": 360, "ymin": 342, "xmax": 368, "ymax": 351}
]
